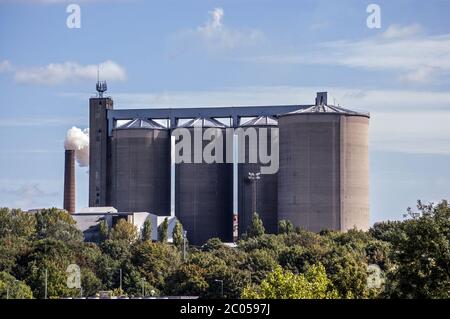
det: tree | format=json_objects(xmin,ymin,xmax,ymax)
[
  {"xmin": 202, "ymin": 238, "xmax": 223, "ymax": 252},
  {"xmin": 0, "ymin": 208, "xmax": 36, "ymax": 239},
  {"xmin": 98, "ymin": 220, "xmax": 109, "ymax": 242},
  {"xmin": 278, "ymin": 219, "xmax": 294, "ymax": 234},
  {"xmin": 141, "ymin": 219, "xmax": 152, "ymax": 242},
  {"xmin": 382, "ymin": 200, "xmax": 450, "ymax": 298},
  {"xmin": 164, "ymin": 263, "xmax": 208, "ymax": 296},
  {"xmin": 109, "ymin": 219, "xmax": 138, "ymax": 244},
  {"xmin": 242, "ymin": 263, "xmax": 339, "ymax": 299},
  {"xmin": 247, "ymin": 213, "xmax": 265, "ymax": 238},
  {"xmin": 0, "ymin": 272, "xmax": 33, "ymax": 299},
  {"xmin": 172, "ymin": 221, "xmax": 184, "ymax": 250},
  {"xmin": 35, "ymin": 208, "xmax": 83, "ymax": 242},
  {"xmin": 131, "ymin": 241, "xmax": 181, "ymax": 289},
  {"xmin": 158, "ymin": 218, "xmax": 168, "ymax": 243}
]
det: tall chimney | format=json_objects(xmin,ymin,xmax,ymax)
[{"xmin": 64, "ymin": 149, "xmax": 76, "ymax": 213}]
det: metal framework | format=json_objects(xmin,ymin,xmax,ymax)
[{"xmin": 106, "ymin": 105, "xmax": 311, "ymax": 135}]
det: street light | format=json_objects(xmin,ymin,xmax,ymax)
[
  {"xmin": 107, "ymin": 268, "xmax": 123, "ymax": 293},
  {"xmin": 248, "ymin": 172, "xmax": 261, "ymax": 215},
  {"xmin": 183, "ymin": 230, "xmax": 188, "ymax": 262},
  {"xmin": 141, "ymin": 278, "xmax": 146, "ymax": 298},
  {"xmin": 214, "ymin": 279, "xmax": 224, "ymax": 299},
  {"xmin": 44, "ymin": 269, "xmax": 48, "ymax": 300}
]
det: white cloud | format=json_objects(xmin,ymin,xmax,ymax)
[
  {"xmin": 0, "ymin": 60, "xmax": 126, "ymax": 85},
  {"xmin": 0, "ymin": 60, "xmax": 13, "ymax": 72},
  {"xmin": 0, "ymin": 182, "xmax": 59, "ymax": 209},
  {"xmin": 399, "ymin": 66, "xmax": 440, "ymax": 84},
  {"xmin": 246, "ymin": 24, "xmax": 450, "ymax": 84},
  {"xmin": 382, "ymin": 23, "xmax": 424, "ymax": 39},
  {"xmin": 170, "ymin": 7, "xmax": 264, "ymax": 53}
]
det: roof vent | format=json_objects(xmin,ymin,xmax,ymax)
[{"xmin": 315, "ymin": 92, "xmax": 328, "ymax": 106}]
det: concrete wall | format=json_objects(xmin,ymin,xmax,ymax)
[
  {"xmin": 175, "ymin": 127, "xmax": 233, "ymax": 245},
  {"xmin": 278, "ymin": 114, "xmax": 341, "ymax": 232},
  {"xmin": 89, "ymin": 98, "xmax": 113, "ymax": 207},
  {"xmin": 111, "ymin": 128, "xmax": 170, "ymax": 215},
  {"xmin": 278, "ymin": 113, "xmax": 370, "ymax": 232},
  {"xmin": 340, "ymin": 116, "xmax": 370, "ymax": 230}
]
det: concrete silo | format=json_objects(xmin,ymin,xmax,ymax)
[
  {"xmin": 111, "ymin": 119, "xmax": 170, "ymax": 215},
  {"xmin": 237, "ymin": 116, "xmax": 278, "ymax": 235},
  {"xmin": 277, "ymin": 92, "xmax": 370, "ymax": 232},
  {"xmin": 174, "ymin": 118, "xmax": 233, "ymax": 245}
]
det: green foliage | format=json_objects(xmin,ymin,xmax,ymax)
[
  {"xmin": 35, "ymin": 208, "xmax": 83, "ymax": 242},
  {"xmin": 203, "ymin": 238, "xmax": 224, "ymax": 252},
  {"xmin": 0, "ymin": 208, "xmax": 36, "ymax": 239},
  {"xmin": 131, "ymin": 241, "xmax": 181, "ymax": 290},
  {"xmin": 141, "ymin": 219, "xmax": 152, "ymax": 242},
  {"xmin": 247, "ymin": 213, "xmax": 265, "ymax": 238},
  {"xmin": 158, "ymin": 218, "xmax": 168, "ymax": 243},
  {"xmin": 172, "ymin": 221, "xmax": 184, "ymax": 250},
  {"xmin": 98, "ymin": 220, "xmax": 109, "ymax": 242},
  {"xmin": 381, "ymin": 200, "xmax": 450, "ymax": 298},
  {"xmin": 109, "ymin": 219, "xmax": 138, "ymax": 244},
  {"xmin": 1, "ymin": 200, "xmax": 449, "ymax": 299},
  {"xmin": 0, "ymin": 271, "xmax": 33, "ymax": 299},
  {"xmin": 242, "ymin": 264, "xmax": 339, "ymax": 299},
  {"xmin": 278, "ymin": 219, "xmax": 294, "ymax": 234}
]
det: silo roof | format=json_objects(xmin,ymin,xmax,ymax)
[
  {"xmin": 178, "ymin": 117, "xmax": 227, "ymax": 128},
  {"xmin": 116, "ymin": 118, "xmax": 166, "ymax": 130},
  {"xmin": 285, "ymin": 104, "xmax": 370, "ymax": 118},
  {"xmin": 239, "ymin": 116, "xmax": 278, "ymax": 127}
]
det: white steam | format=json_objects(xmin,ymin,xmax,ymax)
[{"xmin": 64, "ymin": 127, "xmax": 89, "ymax": 167}]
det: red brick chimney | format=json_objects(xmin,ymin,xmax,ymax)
[{"xmin": 64, "ymin": 149, "xmax": 76, "ymax": 213}]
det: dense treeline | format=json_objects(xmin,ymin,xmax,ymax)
[{"xmin": 0, "ymin": 200, "xmax": 449, "ymax": 299}]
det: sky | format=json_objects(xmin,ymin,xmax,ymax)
[{"xmin": 0, "ymin": 0, "xmax": 449, "ymax": 224}]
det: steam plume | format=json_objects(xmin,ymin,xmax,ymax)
[{"xmin": 64, "ymin": 127, "xmax": 89, "ymax": 167}]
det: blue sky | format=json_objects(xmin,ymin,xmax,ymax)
[{"xmin": 0, "ymin": 0, "xmax": 449, "ymax": 224}]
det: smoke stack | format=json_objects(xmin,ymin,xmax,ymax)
[{"xmin": 64, "ymin": 149, "xmax": 76, "ymax": 213}]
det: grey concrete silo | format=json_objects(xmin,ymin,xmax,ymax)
[
  {"xmin": 174, "ymin": 118, "xmax": 233, "ymax": 245},
  {"xmin": 111, "ymin": 119, "xmax": 170, "ymax": 215},
  {"xmin": 277, "ymin": 93, "xmax": 370, "ymax": 232},
  {"xmin": 237, "ymin": 116, "xmax": 278, "ymax": 235}
]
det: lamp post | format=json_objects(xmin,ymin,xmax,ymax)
[
  {"xmin": 248, "ymin": 172, "xmax": 261, "ymax": 215},
  {"xmin": 119, "ymin": 268, "xmax": 123, "ymax": 292},
  {"xmin": 183, "ymin": 230, "xmax": 187, "ymax": 262},
  {"xmin": 141, "ymin": 278, "xmax": 146, "ymax": 298},
  {"xmin": 44, "ymin": 269, "xmax": 48, "ymax": 299},
  {"xmin": 107, "ymin": 267, "xmax": 123, "ymax": 293},
  {"xmin": 214, "ymin": 279, "xmax": 224, "ymax": 299}
]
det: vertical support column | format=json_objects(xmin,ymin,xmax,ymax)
[{"xmin": 89, "ymin": 97, "xmax": 113, "ymax": 207}]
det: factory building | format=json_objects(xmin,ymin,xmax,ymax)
[{"xmin": 76, "ymin": 85, "xmax": 370, "ymax": 245}]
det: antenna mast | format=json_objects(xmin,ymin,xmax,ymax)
[{"xmin": 96, "ymin": 64, "xmax": 107, "ymax": 98}]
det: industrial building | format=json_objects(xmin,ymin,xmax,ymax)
[{"xmin": 64, "ymin": 84, "xmax": 370, "ymax": 245}]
